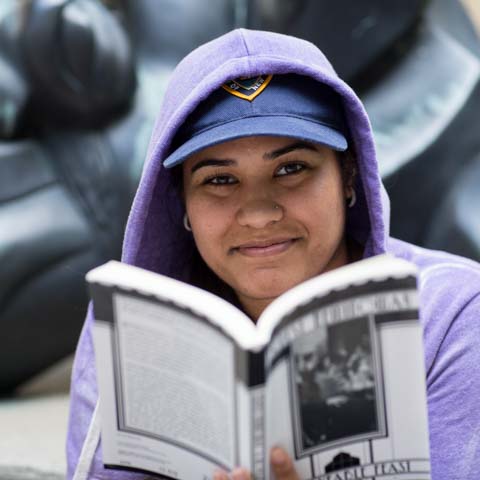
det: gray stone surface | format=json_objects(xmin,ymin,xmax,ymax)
[{"xmin": 0, "ymin": 356, "xmax": 73, "ymax": 480}]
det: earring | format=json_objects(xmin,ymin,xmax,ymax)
[
  {"xmin": 348, "ymin": 190, "xmax": 357, "ymax": 208},
  {"xmin": 183, "ymin": 213, "xmax": 192, "ymax": 231}
]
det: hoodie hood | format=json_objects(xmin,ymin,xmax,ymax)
[{"xmin": 122, "ymin": 28, "xmax": 389, "ymax": 280}]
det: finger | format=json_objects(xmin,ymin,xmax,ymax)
[
  {"xmin": 270, "ymin": 447, "xmax": 300, "ymax": 480},
  {"xmin": 231, "ymin": 467, "xmax": 251, "ymax": 480},
  {"xmin": 213, "ymin": 469, "xmax": 229, "ymax": 480}
]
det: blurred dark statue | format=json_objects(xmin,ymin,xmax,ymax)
[
  {"xmin": 0, "ymin": 0, "xmax": 137, "ymax": 394},
  {"xmin": 0, "ymin": 0, "xmax": 479, "ymax": 393}
]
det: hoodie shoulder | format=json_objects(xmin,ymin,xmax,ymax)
[
  {"xmin": 387, "ymin": 237, "xmax": 480, "ymax": 369},
  {"xmin": 389, "ymin": 238, "xmax": 480, "ymax": 480}
]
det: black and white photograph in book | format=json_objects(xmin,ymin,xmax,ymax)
[{"xmin": 290, "ymin": 315, "xmax": 385, "ymax": 456}]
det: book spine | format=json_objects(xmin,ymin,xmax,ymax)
[{"xmin": 247, "ymin": 350, "xmax": 266, "ymax": 479}]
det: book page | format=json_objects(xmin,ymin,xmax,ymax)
[
  {"xmin": 94, "ymin": 290, "xmax": 239, "ymax": 478},
  {"xmin": 263, "ymin": 272, "xmax": 431, "ymax": 480},
  {"xmin": 87, "ymin": 260, "xmax": 259, "ymax": 350}
]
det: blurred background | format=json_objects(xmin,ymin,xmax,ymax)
[{"xmin": 0, "ymin": 0, "xmax": 479, "ymax": 477}]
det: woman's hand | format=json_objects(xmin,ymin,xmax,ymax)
[{"xmin": 213, "ymin": 447, "xmax": 299, "ymax": 480}]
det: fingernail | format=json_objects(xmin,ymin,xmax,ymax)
[
  {"xmin": 231, "ymin": 467, "xmax": 249, "ymax": 480},
  {"xmin": 271, "ymin": 446, "xmax": 287, "ymax": 466}
]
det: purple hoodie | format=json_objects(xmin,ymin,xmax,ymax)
[{"xmin": 66, "ymin": 29, "xmax": 480, "ymax": 480}]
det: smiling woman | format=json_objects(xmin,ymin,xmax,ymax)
[{"xmin": 67, "ymin": 29, "xmax": 480, "ymax": 480}]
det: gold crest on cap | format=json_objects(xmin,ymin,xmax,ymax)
[{"xmin": 221, "ymin": 74, "xmax": 273, "ymax": 101}]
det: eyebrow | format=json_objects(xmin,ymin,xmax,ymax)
[
  {"xmin": 262, "ymin": 141, "xmax": 318, "ymax": 160},
  {"xmin": 190, "ymin": 158, "xmax": 236, "ymax": 174}
]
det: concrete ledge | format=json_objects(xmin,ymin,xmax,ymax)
[
  {"xmin": 0, "ymin": 393, "xmax": 70, "ymax": 477},
  {"xmin": 0, "ymin": 466, "xmax": 64, "ymax": 480},
  {"xmin": 0, "ymin": 356, "xmax": 74, "ymax": 479}
]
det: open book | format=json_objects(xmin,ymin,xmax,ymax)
[{"xmin": 87, "ymin": 255, "xmax": 431, "ymax": 480}]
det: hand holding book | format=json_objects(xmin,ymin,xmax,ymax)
[{"xmin": 214, "ymin": 447, "xmax": 299, "ymax": 480}]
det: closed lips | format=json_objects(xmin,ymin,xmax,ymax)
[{"xmin": 233, "ymin": 238, "xmax": 300, "ymax": 256}]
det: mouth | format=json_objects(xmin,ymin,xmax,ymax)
[{"xmin": 232, "ymin": 237, "xmax": 300, "ymax": 257}]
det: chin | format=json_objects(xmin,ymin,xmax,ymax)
[{"xmin": 238, "ymin": 271, "xmax": 308, "ymax": 301}]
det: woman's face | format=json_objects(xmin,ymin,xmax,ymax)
[{"xmin": 182, "ymin": 135, "xmax": 350, "ymax": 319}]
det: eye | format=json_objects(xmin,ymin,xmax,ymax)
[
  {"xmin": 202, "ymin": 174, "xmax": 237, "ymax": 186},
  {"xmin": 275, "ymin": 162, "xmax": 308, "ymax": 177}
]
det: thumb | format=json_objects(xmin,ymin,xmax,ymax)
[{"xmin": 270, "ymin": 447, "xmax": 300, "ymax": 480}]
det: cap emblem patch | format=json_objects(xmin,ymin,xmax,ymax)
[{"xmin": 222, "ymin": 74, "xmax": 273, "ymax": 101}]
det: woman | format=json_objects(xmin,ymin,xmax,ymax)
[{"xmin": 67, "ymin": 29, "xmax": 480, "ymax": 480}]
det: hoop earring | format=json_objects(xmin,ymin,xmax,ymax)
[
  {"xmin": 183, "ymin": 213, "xmax": 192, "ymax": 231},
  {"xmin": 348, "ymin": 190, "xmax": 357, "ymax": 208}
]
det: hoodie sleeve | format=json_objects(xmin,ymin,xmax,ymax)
[
  {"xmin": 66, "ymin": 306, "xmax": 150, "ymax": 480},
  {"xmin": 426, "ymin": 292, "xmax": 480, "ymax": 480}
]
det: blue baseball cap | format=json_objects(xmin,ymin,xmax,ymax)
[{"xmin": 163, "ymin": 73, "xmax": 348, "ymax": 169}]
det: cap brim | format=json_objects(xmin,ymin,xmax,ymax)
[{"xmin": 163, "ymin": 116, "xmax": 348, "ymax": 168}]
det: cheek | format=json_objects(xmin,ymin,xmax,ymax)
[
  {"xmin": 289, "ymin": 174, "xmax": 346, "ymax": 231},
  {"xmin": 186, "ymin": 198, "xmax": 233, "ymax": 262}
]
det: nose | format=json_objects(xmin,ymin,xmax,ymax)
[{"xmin": 236, "ymin": 197, "xmax": 284, "ymax": 229}]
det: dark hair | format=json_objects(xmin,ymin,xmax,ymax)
[{"xmin": 338, "ymin": 148, "xmax": 357, "ymax": 191}]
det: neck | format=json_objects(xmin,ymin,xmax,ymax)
[{"xmin": 238, "ymin": 296, "xmax": 276, "ymax": 323}]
